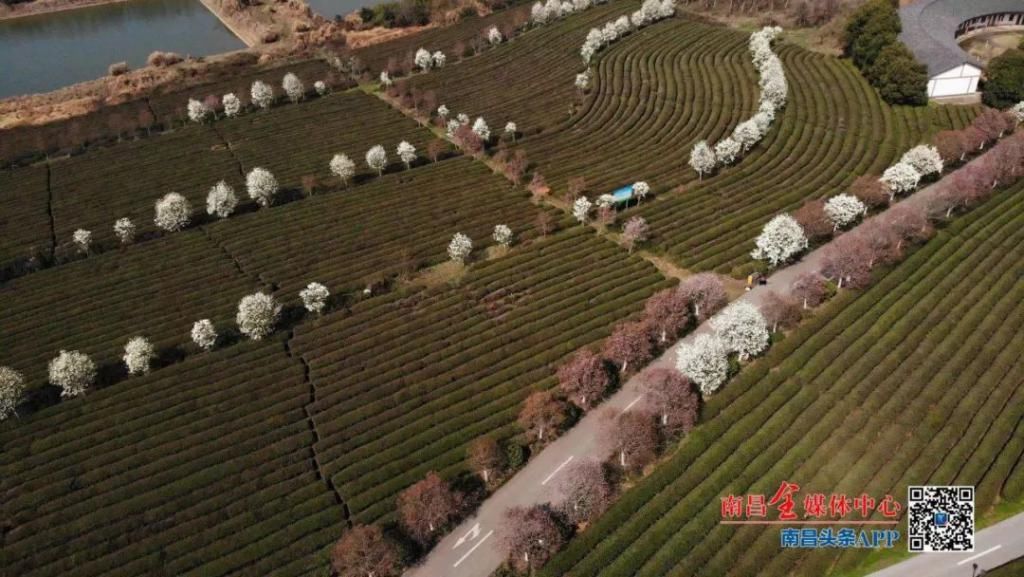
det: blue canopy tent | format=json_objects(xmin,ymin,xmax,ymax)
[{"xmin": 610, "ymin": 185, "xmax": 634, "ymax": 204}]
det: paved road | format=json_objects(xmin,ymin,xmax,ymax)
[
  {"xmin": 868, "ymin": 513, "xmax": 1024, "ymax": 577},
  {"xmin": 405, "ymin": 155, "xmax": 995, "ymax": 577}
]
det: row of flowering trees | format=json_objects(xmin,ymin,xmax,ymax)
[
  {"xmin": 0, "ymin": 282, "xmax": 333, "ymax": 420},
  {"xmin": 68, "ymin": 138, "xmax": 426, "ymax": 257},
  {"xmin": 531, "ymin": 0, "xmax": 608, "ymax": 27},
  {"xmin": 574, "ymin": 0, "xmax": 676, "ymax": 92},
  {"xmin": 751, "ymin": 107, "xmax": 1022, "ymax": 270},
  {"xmin": 444, "ymin": 223, "xmax": 515, "ymax": 265},
  {"xmin": 187, "ymin": 72, "xmax": 329, "ymax": 124},
  {"xmin": 688, "ymin": 26, "xmax": 788, "ymax": 179}
]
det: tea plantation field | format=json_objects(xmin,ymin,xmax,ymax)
[
  {"xmin": 542, "ymin": 179, "xmax": 1024, "ymax": 577},
  {"xmin": 0, "ymin": 164, "xmax": 51, "ymax": 264},
  {"xmin": 205, "ymin": 157, "xmax": 549, "ymax": 296},
  {"xmin": 4, "ymin": 90, "xmax": 434, "ymax": 259},
  {"xmin": 0, "ymin": 338, "xmax": 345, "ymax": 577}
]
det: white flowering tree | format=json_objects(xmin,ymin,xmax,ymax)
[
  {"xmin": 222, "ymin": 93, "xmax": 241, "ymax": 117},
  {"xmin": 1011, "ymin": 101, "xmax": 1024, "ymax": 124},
  {"xmin": 154, "ymin": 192, "xmax": 192, "ymax": 232},
  {"xmin": 415, "ymin": 48, "xmax": 434, "ymax": 71},
  {"xmin": 448, "ymin": 232, "xmax": 473, "ymax": 264},
  {"xmin": 531, "ymin": 1, "xmax": 548, "ymax": 24},
  {"xmin": 437, "ymin": 104, "xmax": 450, "ymax": 120},
  {"xmin": 114, "ymin": 217, "xmax": 136, "ymax": 244},
  {"xmin": 282, "ymin": 72, "xmax": 305, "ymax": 103},
  {"xmin": 823, "ymin": 194, "xmax": 866, "ymax": 231},
  {"xmin": 573, "ymin": 196, "xmax": 592, "ymax": 224},
  {"xmin": 123, "ymin": 336, "xmax": 156, "ymax": 375},
  {"xmin": 206, "ymin": 180, "xmax": 238, "ymax": 218},
  {"xmin": 191, "ymin": 319, "xmax": 217, "ymax": 351},
  {"xmin": 432, "ymin": 51, "xmax": 446, "ymax": 68},
  {"xmin": 73, "ymin": 229, "xmax": 92, "ymax": 254},
  {"xmin": 236, "ymin": 292, "xmax": 281, "ymax": 340},
  {"xmin": 446, "ymin": 119, "xmax": 461, "ymax": 138},
  {"xmin": 714, "ymin": 137, "xmax": 742, "ymax": 165},
  {"xmin": 689, "ymin": 141, "xmax": 716, "ymax": 180},
  {"xmin": 880, "ymin": 162, "xmax": 921, "ymax": 200},
  {"xmin": 732, "ymin": 119, "xmax": 762, "ymax": 152},
  {"xmin": 397, "ymin": 141, "xmax": 417, "ymax": 169},
  {"xmin": 366, "ymin": 145, "xmax": 388, "ymax": 176},
  {"xmin": 0, "ymin": 366, "xmax": 25, "ymax": 421},
  {"xmin": 187, "ymin": 98, "xmax": 211, "ymax": 123},
  {"xmin": 300, "ymin": 282, "xmax": 330, "ymax": 315},
  {"xmin": 751, "ymin": 214, "xmax": 808, "ymax": 267},
  {"xmin": 379, "ymin": 70, "xmax": 393, "ymax": 88},
  {"xmin": 505, "ymin": 121, "xmax": 517, "ymax": 143},
  {"xmin": 487, "ymin": 25, "xmax": 503, "ymax": 45},
  {"xmin": 675, "ymin": 334, "xmax": 728, "ymax": 396},
  {"xmin": 251, "ymin": 80, "xmax": 274, "ymax": 110},
  {"xmin": 457, "ymin": 112, "xmax": 470, "ymax": 125},
  {"xmin": 49, "ymin": 350, "xmax": 96, "ymax": 398},
  {"xmin": 493, "ymin": 224, "xmax": 513, "ymax": 247},
  {"xmin": 632, "ymin": 181, "xmax": 650, "ymax": 204},
  {"xmin": 314, "ymin": 80, "xmax": 328, "ymax": 96},
  {"xmin": 900, "ymin": 145, "xmax": 943, "ymax": 176},
  {"xmin": 472, "ymin": 117, "xmax": 491, "ymax": 141},
  {"xmin": 575, "ymin": 69, "xmax": 592, "ymax": 92},
  {"xmin": 710, "ymin": 302, "xmax": 769, "ymax": 361},
  {"xmin": 330, "ymin": 153, "xmax": 355, "ymax": 186},
  {"xmin": 246, "ymin": 167, "xmax": 278, "ymax": 207}
]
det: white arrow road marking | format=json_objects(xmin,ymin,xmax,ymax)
[
  {"xmin": 453, "ymin": 529, "xmax": 494, "ymax": 568},
  {"xmin": 956, "ymin": 545, "xmax": 1002, "ymax": 566},
  {"xmin": 453, "ymin": 523, "xmax": 481, "ymax": 549},
  {"xmin": 623, "ymin": 395, "xmax": 644, "ymax": 412},
  {"xmin": 541, "ymin": 455, "xmax": 574, "ymax": 486}
]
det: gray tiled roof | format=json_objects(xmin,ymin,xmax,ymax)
[{"xmin": 898, "ymin": 0, "xmax": 1023, "ymax": 76}]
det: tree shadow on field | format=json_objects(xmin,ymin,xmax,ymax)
[
  {"xmin": 279, "ymin": 303, "xmax": 308, "ymax": 334},
  {"xmin": 16, "ymin": 385, "xmax": 62, "ymax": 418}
]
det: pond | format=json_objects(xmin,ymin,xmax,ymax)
[{"xmin": 0, "ymin": 0, "xmax": 245, "ymax": 99}]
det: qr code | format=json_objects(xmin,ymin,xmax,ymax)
[{"xmin": 907, "ymin": 486, "xmax": 974, "ymax": 552}]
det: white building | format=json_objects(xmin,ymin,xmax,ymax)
[{"xmin": 899, "ymin": 0, "xmax": 1024, "ymax": 99}]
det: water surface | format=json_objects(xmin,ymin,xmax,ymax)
[{"xmin": 0, "ymin": 0, "xmax": 244, "ymax": 99}]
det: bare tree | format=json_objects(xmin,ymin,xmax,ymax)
[
  {"xmin": 558, "ymin": 460, "xmax": 613, "ymax": 525},
  {"xmin": 557, "ymin": 349, "xmax": 610, "ymax": 409},
  {"xmin": 504, "ymin": 150, "xmax": 529, "ymax": 185},
  {"xmin": 602, "ymin": 321, "xmax": 653, "ymax": 374},
  {"xmin": 331, "ymin": 525, "xmax": 403, "ymax": 577},
  {"xmin": 638, "ymin": 367, "xmax": 699, "ymax": 435},
  {"xmin": 529, "ymin": 172, "xmax": 549, "ymax": 197},
  {"xmin": 500, "ymin": 505, "xmax": 565, "ymax": 573},
  {"xmin": 536, "ymin": 211, "xmax": 555, "ymax": 237},
  {"xmin": 603, "ymin": 410, "xmax": 660, "ymax": 473},
  {"xmin": 468, "ymin": 436, "xmax": 506, "ymax": 483},
  {"xmin": 820, "ymin": 233, "xmax": 874, "ymax": 289},
  {"xmin": 790, "ymin": 271, "xmax": 828, "ymax": 309},
  {"xmin": 848, "ymin": 175, "xmax": 890, "ymax": 209},
  {"xmin": 643, "ymin": 287, "xmax": 690, "ymax": 343},
  {"xmin": 792, "ymin": 199, "xmax": 833, "ymax": 241},
  {"xmin": 759, "ymin": 291, "xmax": 802, "ymax": 332},
  {"xmin": 933, "ymin": 130, "xmax": 967, "ymax": 164},
  {"xmin": 427, "ymin": 139, "xmax": 447, "ymax": 163},
  {"xmin": 398, "ymin": 472, "xmax": 463, "ymax": 546},
  {"xmin": 567, "ymin": 176, "xmax": 587, "ymax": 202},
  {"xmin": 878, "ymin": 204, "xmax": 931, "ymax": 252},
  {"xmin": 677, "ymin": 273, "xmax": 727, "ymax": 321},
  {"xmin": 518, "ymin": 390, "xmax": 569, "ymax": 442}
]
